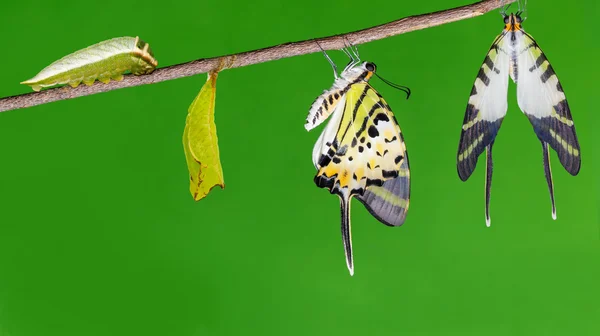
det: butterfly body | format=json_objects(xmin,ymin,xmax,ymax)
[
  {"xmin": 458, "ymin": 13, "xmax": 579, "ymax": 226},
  {"xmin": 21, "ymin": 36, "xmax": 157, "ymax": 91},
  {"xmin": 307, "ymin": 60, "xmax": 410, "ymax": 275}
]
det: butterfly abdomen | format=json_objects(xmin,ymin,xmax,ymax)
[{"xmin": 21, "ymin": 36, "xmax": 157, "ymax": 91}]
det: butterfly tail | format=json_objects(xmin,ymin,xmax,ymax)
[
  {"xmin": 485, "ymin": 144, "xmax": 494, "ymax": 227},
  {"xmin": 339, "ymin": 196, "xmax": 354, "ymax": 276},
  {"xmin": 542, "ymin": 142, "xmax": 557, "ymax": 220}
]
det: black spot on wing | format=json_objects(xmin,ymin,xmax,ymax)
[
  {"xmin": 373, "ymin": 113, "xmax": 390, "ymax": 125},
  {"xmin": 368, "ymin": 125, "xmax": 379, "ymax": 138},
  {"xmin": 385, "ymin": 136, "xmax": 397, "ymax": 144}
]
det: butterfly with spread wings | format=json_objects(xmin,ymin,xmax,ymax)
[
  {"xmin": 306, "ymin": 46, "xmax": 411, "ymax": 275},
  {"xmin": 458, "ymin": 10, "xmax": 580, "ymax": 227}
]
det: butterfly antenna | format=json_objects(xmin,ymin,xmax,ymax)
[
  {"xmin": 315, "ymin": 41, "xmax": 339, "ymax": 79},
  {"xmin": 375, "ymin": 73, "xmax": 411, "ymax": 99},
  {"xmin": 520, "ymin": 0, "xmax": 528, "ymax": 21},
  {"xmin": 500, "ymin": 0, "xmax": 511, "ymax": 17}
]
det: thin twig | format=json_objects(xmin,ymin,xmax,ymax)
[{"xmin": 0, "ymin": 0, "xmax": 513, "ymax": 113}]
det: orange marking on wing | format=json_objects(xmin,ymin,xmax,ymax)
[{"xmin": 339, "ymin": 170, "xmax": 350, "ymax": 187}]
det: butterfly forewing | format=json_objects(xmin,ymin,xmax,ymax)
[
  {"xmin": 313, "ymin": 83, "xmax": 405, "ymax": 197},
  {"xmin": 457, "ymin": 33, "xmax": 510, "ymax": 181},
  {"xmin": 513, "ymin": 32, "xmax": 580, "ymax": 175}
]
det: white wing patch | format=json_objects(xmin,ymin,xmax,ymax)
[
  {"xmin": 512, "ymin": 31, "xmax": 580, "ymax": 175},
  {"xmin": 457, "ymin": 33, "xmax": 510, "ymax": 181}
]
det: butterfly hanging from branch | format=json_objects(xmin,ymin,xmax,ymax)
[
  {"xmin": 305, "ymin": 42, "xmax": 411, "ymax": 275},
  {"xmin": 457, "ymin": 1, "xmax": 580, "ymax": 227}
]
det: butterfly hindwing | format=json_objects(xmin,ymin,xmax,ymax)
[
  {"xmin": 356, "ymin": 138, "xmax": 410, "ymax": 227},
  {"xmin": 457, "ymin": 33, "xmax": 510, "ymax": 181},
  {"xmin": 513, "ymin": 32, "xmax": 580, "ymax": 175}
]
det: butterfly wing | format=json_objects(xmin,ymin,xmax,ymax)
[
  {"xmin": 312, "ymin": 82, "xmax": 408, "ymax": 274},
  {"xmin": 512, "ymin": 30, "xmax": 580, "ymax": 219},
  {"xmin": 313, "ymin": 82, "xmax": 405, "ymax": 197},
  {"xmin": 513, "ymin": 31, "xmax": 580, "ymax": 175},
  {"xmin": 356, "ymin": 146, "xmax": 409, "ymax": 227},
  {"xmin": 457, "ymin": 33, "xmax": 510, "ymax": 181},
  {"xmin": 355, "ymin": 93, "xmax": 410, "ymax": 227}
]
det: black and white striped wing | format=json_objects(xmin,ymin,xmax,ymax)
[
  {"xmin": 457, "ymin": 33, "xmax": 510, "ymax": 181},
  {"xmin": 513, "ymin": 32, "xmax": 580, "ymax": 175}
]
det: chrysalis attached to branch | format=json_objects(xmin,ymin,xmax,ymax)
[
  {"xmin": 182, "ymin": 71, "xmax": 225, "ymax": 201},
  {"xmin": 21, "ymin": 36, "xmax": 158, "ymax": 91}
]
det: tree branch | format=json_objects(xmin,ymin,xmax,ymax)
[{"xmin": 0, "ymin": 0, "xmax": 513, "ymax": 113}]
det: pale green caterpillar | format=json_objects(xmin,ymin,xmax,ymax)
[{"xmin": 21, "ymin": 36, "xmax": 158, "ymax": 91}]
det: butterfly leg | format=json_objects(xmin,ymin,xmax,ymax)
[
  {"xmin": 339, "ymin": 196, "xmax": 354, "ymax": 276},
  {"xmin": 315, "ymin": 41, "xmax": 339, "ymax": 79},
  {"xmin": 541, "ymin": 141, "xmax": 556, "ymax": 220},
  {"xmin": 341, "ymin": 37, "xmax": 360, "ymax": 72},
  {"xmin": 485, "ymin": 144, "xmax": 494, "ymax": 227},
  {"xmin": 341, "ymin": 47, "xmax": 356, "ymax": 72},
  {"xmin": 344, "ymin": 36, "xmax": 360, "ymax": 63}
]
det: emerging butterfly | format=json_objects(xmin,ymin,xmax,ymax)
[
  {"xmin": 306, "ymin": 44, "xmax": 411, "ymax": 275},
  {"xmin": 457, "ymin": 7, "xmax": 580, "ymax": 227}
]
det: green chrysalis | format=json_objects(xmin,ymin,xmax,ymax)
[{"xmin": 21, "ymin": 36, "xmax": 158, "ymax": 91}]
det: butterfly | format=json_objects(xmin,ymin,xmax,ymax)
[
  {"xmin": 457, "ymin": 9, "xmax": 580, "ymax": 227},
  {"xmin": 305, "ymin": 46, "xmax": 411, "ymax": 275},
  {"xmin": 21, "ymin": 36, "xmax": 157, "ymax": 92}
]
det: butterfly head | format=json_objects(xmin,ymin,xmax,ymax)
[
  {"xmin": 341, "ymin": 61, "xmax": 377, "ymax": 83},
  {"xmin": 503, "ymin": 13, "xmax": 523, "ymax": 32}
]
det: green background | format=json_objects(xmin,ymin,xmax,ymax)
[{"xmin": 0, "ymin": 0, "xmax": 598, "ymax": 335}]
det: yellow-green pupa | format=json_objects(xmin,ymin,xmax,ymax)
[{"xmin": 21, "ymin": 36, "xmax": 158, "ymax": 91}]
